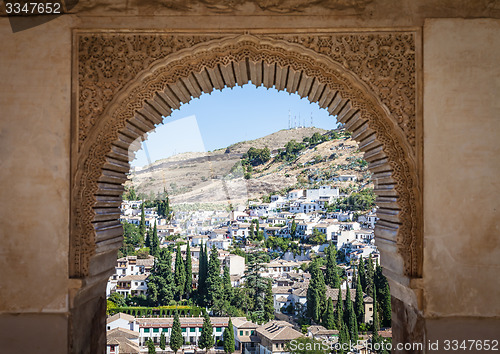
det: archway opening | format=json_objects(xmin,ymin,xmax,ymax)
[{"xmin": 71, "ymin": 33, "xmax": 422, "ymax": 353}]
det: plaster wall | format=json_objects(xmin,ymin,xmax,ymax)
[
  {"xmin": 0, "ymin": 16, "xmax": 72, "ymax": 315},
  {"xmin": 423, "ymin": 19, "xmax": 500, "ymax": 318}
]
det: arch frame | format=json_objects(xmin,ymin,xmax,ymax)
[{"xmin": 70, "ymin": 28, "xmax": 423, "ymax": 351}]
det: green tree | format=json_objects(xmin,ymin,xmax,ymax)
[
  {"xmin": 147, "ymin": 248, "xmax": 174, "ymax": 306},
  {"xmin": 222, "ymin": 265, "xmax": 233, "ymax": 303},
  {"xmin": 365, "ymin": 255, "xmax": 375, "ymax": 298},
  {"xmin": 249, "ymin": 223, "xmax": 255, "ymax": 240},
  {"xmin": 358, "ymin": 258, "xmax": 366, "ymax": 291},
  {"xmin": 139, "ymin": 203, "xmax": 146, "ymax": 242},
  {"xmin": 290, "ymin": 219, "xmax": 297, "ymax": 238},
  {"xmin": 160, "ymin": 332, "xmax": 166, "ymax": 350},
  {"xmin": 146, "ymin": 338, "xmax": 155, "ymax": 354},
  {"xmin": 206, "ymin": 245, "xmax": 222, "ymax": 307},
  {"xmin": 371, "ymin": 284, "xmax": 383, "ymax": 352},
  {"xmin": 338, "ymin": 319, "xmax": 350, "ymax": 354},
  {"xmin": 108, "ymin": 292, "xmax": 126, "ymax": 307},
  {"xmin": 344, "ymin": 282, "xmax": 358, "ymax": 341},
  {"xmin": 334, "ymin": 285, "xmax": 344, "ymax": 330},
  {"xmin": 264, "ymin": 279, "xmax": 275, "ymax": 322},
  {"xmin": 243, "ymin": 256, "xmax": 268, "ymax": 322},
  {"xmin": 325, "ymin": 242, "xmax": 340, "ymax": 288},
  {"xmin": 354, "ymin": 272, "xmax": 365, "ymax": 329},
  {"xmin": 198, "ymin": 311, "xmax": 214, "ymax": 352},
  {"xmin": 374, "ymin": 263, "xmax": 392, "ymax": 327},
  {"xmin": 198, "ymin": 243, "xmax": 208, "ymax": 306},
  {"xmin": 145, "ymin": 229, "xmax": 151, "ymax": 249},
  {"xmin": 185, "ymin": 243, "xmax": 193, "ymax": 299},
  {"xmin": 150, "ymin": 220, "xmax": 159, "ymax": 257},
  {"xmin": 174, "ymin": 245, "xmax": 186, "ymax": 300},
  {"xmin": 306, "ymin": 260, "xmax": 327, "ymax": 323},
  {"xmin": 123, "ymin": 186, "xmax": 137, "ymax": 201},
  {"xmin": 322, "ymin": 297, "xmax": 335, "ymax": 330},
  {"xmin": 223, "ymin": 318, "xmax": 235, "ymax": 353},
  {"xmin": 170, "ymin": 312, "xmax": 183, "ymax": 353},
  {"xmin": 309, "ymin": 229, "xmax": 326, "ymax": 245}
]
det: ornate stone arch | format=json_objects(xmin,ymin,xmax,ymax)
[{"xmin": 70, "ymin": 32, "xmax": 422, "ymax": 335}]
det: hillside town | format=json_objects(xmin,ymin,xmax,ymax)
[{"xmin": 106, "ymin": 180, "xmax": 391, "ymax": 353}]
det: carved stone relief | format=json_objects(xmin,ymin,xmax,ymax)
[{"xmin": 72, "ymin": 31, "xmax": 421, "ymax": 284}]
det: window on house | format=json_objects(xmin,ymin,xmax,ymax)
[
  {"xmin": 153, "ymin": 328, "xmax": 159, "ymax": 333},
  {"xmin": 240, "ymin": 330, "xmax": 243, "ymax": 336},
  {"xmin": 216, "ymin": 327, "xmax": 222, "ymax": 332},
  {"xmin": 182, "ymin": 328, "xmax": 187, "ymax": 333},
  {"xmin": 144, "ymin": 328, "xmax": 150, "ymax": 333},
  {"xmin": 190, "ymin": 328, "xmax": 196, "ymax": 332}
]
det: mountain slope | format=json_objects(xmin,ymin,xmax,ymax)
[{"xmin": 126, "ymin": 127, "xmax": 371, "ymax": 205}]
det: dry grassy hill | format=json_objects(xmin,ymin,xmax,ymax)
[{"xmin": 126, "ymin": 127, "xmax": 372, "ymax": 205}]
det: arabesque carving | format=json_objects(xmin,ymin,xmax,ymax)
[{"xmin": 72, "ymin": 32, "xmax": 421, "ymax": 284}]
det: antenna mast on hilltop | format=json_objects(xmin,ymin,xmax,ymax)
[
  {"xmin": 310, "ymin": 113, "xmax": 313, "ymax": 127},
  {"xmin": 288, "ymin": 110, "xmax": 291, "ymax": 129}
]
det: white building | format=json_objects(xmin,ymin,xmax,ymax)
[{"xmin": 223, "ymin": 254, "xmax": 246, "ymax": 276}]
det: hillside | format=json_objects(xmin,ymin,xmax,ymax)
[{"xmin": 126, "ymin": 127, "xmax": 372, "ymax": 205}]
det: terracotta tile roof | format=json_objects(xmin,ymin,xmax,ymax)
[
  {"xmin": 107, "ymin": 327, "xmax": 139, "ymax": 340},
  {"xmin": 232, "ymin": 318, "xmax": 259, "ymax": 329},
  {"xmin": 256, "ymin": 321, "xmax": 302, "ymax": 341},
  {"xmin": 136, "ymin": 316, "xmax": 246, "ymax": 328},
  {"xmin": 117, "ymin": 274, "xmax": 149, "ymax": 282},
  {"xmin": 308, "ymin": 325, "xmax": 338, "ymax": 336},
  {"xmin": 107, "ymin": 312, "xmax": 135, "ymax": 324}
]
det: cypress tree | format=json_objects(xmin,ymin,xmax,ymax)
[
  {"xmin": 206, "ymin": 245, "xmax": 222, "ymax": 307},
  {"xmin": 358, "ymin": 258, "xmax": 366, "ymax": 292},
  {"xmin": 290, "ymin": 219, "xmax": 297, "ymax": 238},
  {"xmin": 223, "ymin": 318, "xmax": 235, "ymax": 353},
  {"xmin": 145, "ymin": 229, "xmax": 151, "ymax": 249},
  {"xmin": 325, "ymin": 242, "xmax": 340, "ymax": 288},
  {"xmin": 354, "ymin": 272, "xmax": 365, "ymax": 329},
  {"xmin": 365, "ymin": 255, "xmax": 375, "ymax": 298},
  {"xmin": 150, "ymin": 220, "xmax": 159, "ymax": 257},
  {"xmin": 198, "ymin": 243, "xmax": 208, "ymax": 306},
  {"xmin": 222, "ymin": 265, "xmax": 233, "ymax": 303},
  {"xmin": 174, "ymin": 245, "xmax": 186, "ymax": 300},
  {"xmin": 199, "ymin": 311, "xmax": 214, "ymax": 352},
  {"xmin": 249, "ymin": 223, "xmax": 255, "ymax": 240},
  {"xmin": 139, "ymin": 202, "xmax": 146, "ymax": 241},
  {"xmin": 371, "ymin": 284, "xmax": 382, "ymax": 351},
  {"xmin": 160, "ymin": 331, "xmax": 166, "ymax": 350},
  {"xmin": 334, "ymin": 285, "xmax": 344, "ymax": 330},
  {"xmin": 264, "ymin": 279, "xmax": 275, "ymax": 322},
  {"xmin": 374, "ymin": 263, "xmax": 392, "ymax": 327},
  {"xmin": 146, "ymin": 338, "xmax": 155, "ymax": 354},
  {"xmin": 380, "ymin": 281, "xmax": 392, "ymax": 328},
  {"xmin": 185, "ymin": 243, "xmax": 192, "ymax": 299},
  {"xmin": 306, "ymin": 261, "xmax": 326, "ymax": 323},
  {"xmin": 322, "ymin": 297, "xmax": 335, "ymax": 330},
  {"xmin": 344, "ymin": 282, "xmax": 358, "ymax": 341},
  {"xmin": 338, "ymin": 318, "xmax": 350, "ymax": 354},
  {"xmin": 170, "ymin": 312, "xmax": 183, "ymax": 353}
]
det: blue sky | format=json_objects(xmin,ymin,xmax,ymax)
[{"xmin": 132, "ymin": 84, "xmax": 338, "ymax": 168}]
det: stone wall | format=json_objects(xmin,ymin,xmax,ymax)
[
  {"xmin": 422, "ymin": 18, "xmax": 500, "ymax": 346},
  {"xmin": 0, "ymin": 16, "xmax": 75, "ymax": 353},
  {"xmin": 0, "ymin": 6, "xmax": 499, "ymax": 353}
]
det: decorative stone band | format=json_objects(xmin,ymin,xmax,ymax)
[{"xmin": 71, "ymin": 33, "xmax": 421, "ymax": 294}]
